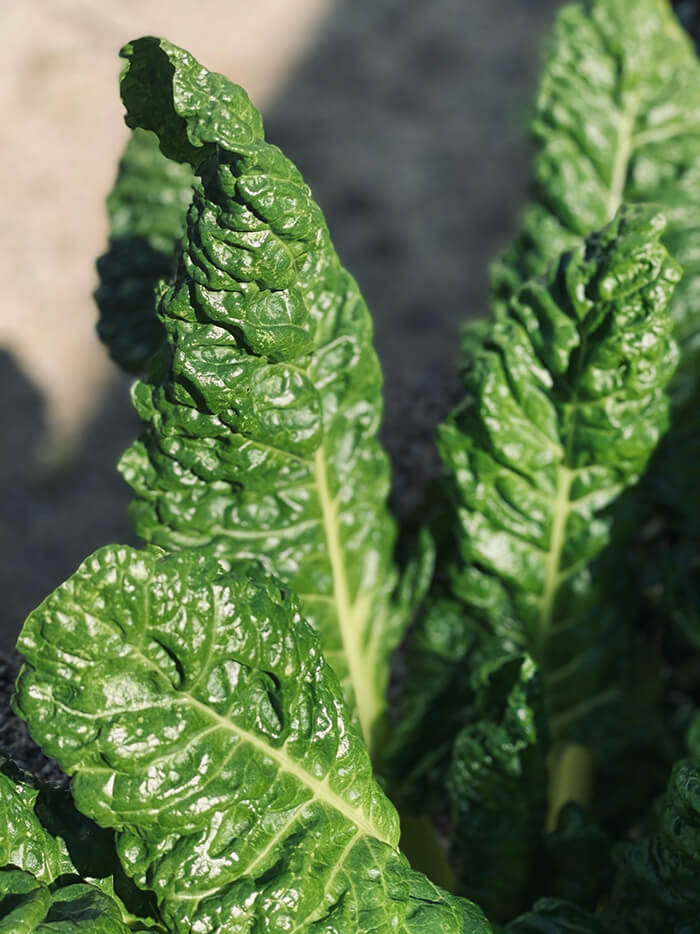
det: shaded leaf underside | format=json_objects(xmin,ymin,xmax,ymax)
[{"xmin": 95, "ymin": 127, "xmax": 193, "ymax": 372}]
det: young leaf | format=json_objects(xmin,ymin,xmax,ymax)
[
  {"xmin": 388, "ymin": 597, "xmax": 484, "ymax": 815},
  {"xmin": 390, "ymin": 207, "xmax": 679, "ymax": 899},
  {"xmin": 603, "ymin": 756, "xmax": 700, "ymax": 932},
  {"xmin": 95, "ymin": 128, "xmax": 193, "ymax": 372},
  {"xmin": 0, "ymin": 760, "xmax": 76, "ymax": 884},
  {"xmin": 0, "ymin": 868, "xmax": 150, "ymax": 933},
  {"xmin": 13, "ymin": 545, "xmax": 490, "ymax": 934},
  {"xmin": 0, "ymin": 758, "xmax": 163, "ymax": 931},
  {"xmin": 505, "ymin": 898, "xmax": 612, "ymax": 933},
  {"xmin": 490, "ymin": 0, "xmax": 700, "ymax": 395},
  {"xmin": 447, "ymin": 654, "xmax": 548, "ymax": 922},
  {"xmin": 116, "ymin": 37, "xmax": 400, "ymax": 752}
]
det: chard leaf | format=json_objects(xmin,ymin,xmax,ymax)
[
  {"xmin": 490, "ymin": 0, "xmax": 700, "ymax": 397},
  {"xmin": 390, "ymin": 207, "xmax": 679, "ymax": 901},
  {"xmin": 388, "ymin": 598, "xmax": 484, "ymax": 814},
  {"xmin": 539, "ymin": 804, "xmax": 611, "ymax": 912},
  {"xmin": 14, "ymin": 545, "xmax": 490, "ymax": 934},
  {"xmin": 447, "ymin": 206, "xmax": 678, "ymax": 681},
  {"xmin": 447, "ymin": 654, "xmax": 548, "ymax": 922},
  {"xmin": 0, "ymin": 760, "xmax": 75, "ymax": 884},
  {"xmin": 95, "ymin": 127, "xmax": 193, "ymax": 372},
  {"xmin": 487, "ymin": 0, "xmax": 700, "ymax": 675},
  {"xmin": 116, "ymin": 37, "xmax": 399, "ymax": 752},
  {"xmin": 603, "ymin": 757, "xmax": 700, "ymax": 932},
  {"xmin": 505, "ymin": 898, "xmax": 611, "ymax": 933},
  {"xmin": 0, "ymin": 759, "xmax": 162, "ymax": 931},
  {"xmin": 0, "ymin": 868, "xmax": 149, "ymax": 933}
]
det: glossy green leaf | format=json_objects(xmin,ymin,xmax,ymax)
[
  {"xmin": 0, "ymin": 760, "xmax": 75, "ymax": 884},
  {"xmin": 489, "ymin": 0, "xmax": 700, "ymax": 398},
  {"xmin": 14, "ymin": 545, "xmax": 490, "ymax": 934},
  {"xmin": 0, "ymin": 868, "xmax": 146, "ymax": 933},
  {"xmin": 116, "ymin": 37, "xmax": 400, "ymax": 752},
  {"xmin": 486, "ymin": 0, "xmax": 700, "ymax": 678},
  {"xmin": 95, "ymin": 127, "xmax": 193, "ymax": 372},
  {"xmin": 389, "ymin": 207, "xmax": 679, "ymax": 902},
  {"xmin": 441, "ymin": 206, "xmax": 676, "ymax": 731},
  {"xmin": 0, "ymin": 759, "xmax": 162, "ymax": 931}
]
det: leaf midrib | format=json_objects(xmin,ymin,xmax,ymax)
[
  {"xmin": 188, "ymin": 692, "xmax": 384, "ymax": 840},
  {"xmin": 536, "ymin": 85, "xmax": 639, "ymax": 655},
  {"xmin": 605, "ymin": 90, "xmax": 639, "ymax": 222},
  {"xmin": 537, "ymin": 463, "xmax": 574, "ymax": 649},
  {"xmin": 313, "ymin": 447, "xmax": 378, "ymax": 748},
  {"xmin": 77, "ymin": 632, "xmax": 389, "ymax": 845}
]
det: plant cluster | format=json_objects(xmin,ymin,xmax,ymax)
[{"xmin": 4, "ymin": 1, "xmax": 700, "ymax": 931}]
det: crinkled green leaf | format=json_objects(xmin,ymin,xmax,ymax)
[
  {"xmin": 389, "ymin": 207, "xmax": 679, "ymax": 902},
  {"xmin": 506, "ymin": 898, "xmax": 612, "ymax": 933},
  {"xmin": 0, "ymin": 759, "xmax": 162, "ymax": 931},
  {"xmin": 0, "ymin": 868, "xmax": 150, "ymax": 933},
  {"xmin": 454, "ymin": 206, "xmax": 675, "ymax": 721},
  {"xmin": 484, "ymin": 0, "xmax": 700, "ymax": 667},
  {"xmin": 489, "ymin": 0, "xmax": 700, "ymax": 398},
  {"xmin": 448, "ymin": 654, "xmax": 548, "ymax": 922},
  {"xmin": 396, "ymin": 206, "xmax": 678, "ymax": 750},
  {"xmin": 387, "ymin": 598, "xmax": 485, "ymax": 815},
  {"xmin": 116, "ymin": 37, "xmax": 400, "ymax": 753},
  {"xmin": 603, "ymin": 757, "xmax": 700, "ymax": 933},
  {"xmin": 539, "ymin": 804, "xmax": 611, "ymax": 913},
  {"xmin": 95, "ymin": 127, "xmax": 193, "ymax": 371},
  {"xmin": 13, "ymin": 545, "xmax": 489, "ymax": 934},
  {"xmin": 0, "ymin": 760, "xmax": 76, "ymax": 884}
]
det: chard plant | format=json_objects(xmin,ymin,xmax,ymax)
[{"xmin": 4, "ymin": 1, "xmax": 700, "ymax": 931}]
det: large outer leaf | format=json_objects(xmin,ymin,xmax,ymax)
[
  {"xmin": 95, "ymin": 127, "xmax": 193, "ymax": 372},
  {"xmin": 490, "ymin": 0, "xmax": 700, "ymax": 395},
  {"xmin": 389, "ymin": 207, "xmax": 679, "ymax": 906},
  {"xmin": 14, "ymin": 545, "xmax": 490, "ymax": 934},
  {"xmin": 116, "ymin": 37, "xmax": 399, "ymax": 751}
]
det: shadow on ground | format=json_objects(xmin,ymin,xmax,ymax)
[{"xmin": 0, "ymin": 350, "xmax": 139, "ymax": 648}]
